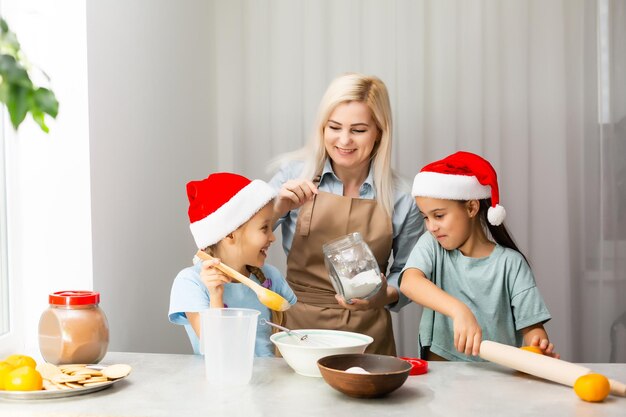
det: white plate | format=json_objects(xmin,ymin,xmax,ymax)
[{"xmin": 0, "ymin": 364, "xmax": 130, "ymax": 400}]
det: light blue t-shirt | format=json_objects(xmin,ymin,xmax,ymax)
[
  {"xmin": 400, "ymin": 233, "xmax": 551, "ymax": 361},
  {"xmin": 168, "ymin": 262, "xmax": 297, "ymax": 356},
  {"xmin": 268, "ymin": 159, "xmax": 423, "ymax": 310}
]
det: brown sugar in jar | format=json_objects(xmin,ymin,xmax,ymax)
[{"xmin": 38, "ymin": 291, "xmax": 110, "ymax": 365}]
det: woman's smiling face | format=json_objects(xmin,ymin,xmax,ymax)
[{"xmin": 323, "ymin": 101, "xmax": 379, "ymax": 174}]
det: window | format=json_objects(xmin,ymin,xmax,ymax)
[
  {"xmin": 0, "ymin": 108, "xmax": 8, "ymax": 337},
  {"xmin": 0, "ymin": 1, "xmax": 92, "ymax": 356}
]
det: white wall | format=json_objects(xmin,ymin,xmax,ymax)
[{"xmin": 87, "ymin": 0, "xmax": 215, "ymax": 353}]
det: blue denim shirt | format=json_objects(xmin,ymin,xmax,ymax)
[{"xmin": 268, "ymin": 159, "xmax": 423, "ymax": 310}]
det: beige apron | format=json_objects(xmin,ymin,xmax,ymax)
[{"xmin": 283, "ymin": 181, "xmax": 396, "ymax": 355}]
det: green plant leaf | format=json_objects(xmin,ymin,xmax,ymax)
[
  {"xmin": 7, "ymin": 84, "xmax": 28, "ymax": 129},
  {"xmin": 0, "ymin": 17, "xmax": 58, "ymax": 133},
  {"xmin": 0, "ymin": 54, "xmax": 32, "ymax": 87},
  {"xmin": 30, "ymin": 108, "xmax": 49, "ymax": 133},
  {"xmin": 33, "ymin": 87, "xmax": 58, "ymax": 117},
  {"xmin": 0, "ymin": 80, "xmax": 8, "ymax": 103},
  {"xmin": 0, "ymin": 19, "xmax": 21, "ymax": 56}
]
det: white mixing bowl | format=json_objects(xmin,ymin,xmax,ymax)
[{"xmin": 270, "ymin": 329, "xmax": 373, "ymax": 377}]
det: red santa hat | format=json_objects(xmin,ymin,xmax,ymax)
[
  {"xmin": 187, "ymin": 172, "xmax": 276, "ymax": 249},
  {"xmin": 412, "ymin": 151, "xmax": 506, "ymax": 226}
]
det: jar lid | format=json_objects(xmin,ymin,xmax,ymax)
[
  {"xmin": 400, "ymin": 357, "xmax": 428, "ymax": 375},
  {"xmin": 49, "ymin": 291, "xmax": 100, "ymax": 306}
]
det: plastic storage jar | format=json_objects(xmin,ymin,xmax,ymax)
[
  {"xmin": 322, "ymin": 232, "xmax": 382, "ymax": 302},
  {"xmin": 38, "ymin": 291, "xmax": 110, "ymax": 365}
]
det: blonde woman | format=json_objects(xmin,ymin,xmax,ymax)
[{"xmin": 268, "ymin": 73, "xmax": 423, "ymax": 354}]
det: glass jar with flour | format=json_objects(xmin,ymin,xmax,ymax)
[{"xmin": 323, "ymin": 232, "xmax": 382, "ymax": 302}]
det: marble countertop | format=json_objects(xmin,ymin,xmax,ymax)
[{"xmin": 1, "ymin": 351, "xmax": 625, "ymax": 417}]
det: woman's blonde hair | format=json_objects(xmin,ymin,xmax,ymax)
[{"xmin": 269, "ymin": 73, "xmax": 396, "ymax": 217}]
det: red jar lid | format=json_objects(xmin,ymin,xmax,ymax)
[
  {"xmin": 49, "ymin": 291, "xmax": 100, "ymax": 306},
  {"xmin": 400, "ymin": 357, "xmax": 428, "ymax": 375}
]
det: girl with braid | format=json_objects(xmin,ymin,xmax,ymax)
[{"xmin": 168, "ymin": 172, "xmax": 296, "ymax": 356}]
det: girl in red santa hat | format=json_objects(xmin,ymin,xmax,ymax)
[
  {"xmin": 400, "ymin": 151, "xmax": 558, "ymax": 362},
  {"xmin": 169, "ymin": 172, "xmax": 296, "ymax": 356}
]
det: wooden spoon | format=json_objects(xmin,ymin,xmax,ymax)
[{"xmin": 195, "ymin": 250, "xmax": 291, "ymax": 312}]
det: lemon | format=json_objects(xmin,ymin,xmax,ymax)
[
  {"xmin": 4, "ymin": 354, "xmax": 37, "ymax": 370},
  {"xmin": 520, "ymin": 346, "xmax": 544, "ymax": 355},
  {"xmin": 3, "ymin": 366, "xmax": 43, "ymax": 391},
  {"xmin": 573, "ymin": 373, "xmax": 610, "ymax": 402},
  {"xmin": 0, "ymin": 362, "xmax": 15, "ymax": 390}
]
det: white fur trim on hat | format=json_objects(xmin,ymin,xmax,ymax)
[
  {"xmin": 189, "ymin": 180, "xmax": 276, "ymax": 249},
  {"xmin": 412, "ymin": 171, "xmax": 491, "ymax": 200}
]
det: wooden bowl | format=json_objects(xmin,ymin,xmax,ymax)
[{"xmin": 317, "ymin": 354, "xmax": 411, "ymax": 398}]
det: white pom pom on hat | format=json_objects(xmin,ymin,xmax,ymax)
[
  {"xmin": 487, "ymin": 204, "xmax": 506, "ymax": 226},
  {"xmin": 412, "ymin": 151, "xmax": 506, "ymax": 226}
]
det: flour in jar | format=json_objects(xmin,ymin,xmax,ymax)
[{"xmin": 338, "ymin": 269, "xmax": 381, "ymax": 300}]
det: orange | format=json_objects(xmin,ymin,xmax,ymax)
[
  {"xmin": 3, "ymin": 366, "xmax": 43, "ymax": 391},
  {"xmin": 0, "ymin": 361, "xmax": 15, "ymax": 390},
  {"xmin": 4, "ymin": 354, "xmax": 37, "ymax": 369},
  {"xmin": 520, "ymin": 346, "xmax": 544, "ymax": 355},
  {"xmin": 573, "ymin": 373, "xmax": 610, "ymax": 402}
]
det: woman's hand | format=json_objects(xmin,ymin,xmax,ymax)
[
  {"xmin": 200, "ymin": 258, "xmax": 231, "ymax": 308},
  {"xmin": 273, "ymin": 179, "xmax": 318, "ymax": 219},
  {"xmin": 335, "ymin": 274, "xmax": 397, "ymax": 311},
  {"xmin": 451, "ymin": 304, "xmax": 482, "ymax": 357}
]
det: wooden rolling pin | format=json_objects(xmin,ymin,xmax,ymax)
[
  {"xmin": 195, "ymin": 250, "xmax": 291, "ymax": 312},
  {"xmin": 479, "ymin": 340, "xmax": 626, "ymax": 397}
]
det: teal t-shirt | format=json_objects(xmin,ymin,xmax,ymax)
[
  {"xmin": 401, "ymin": 233, "xmax": 551, "ymax": 361},
  {"xmin": 168, "ymin": 262, "xmax": 297, "ymax": 356}
]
